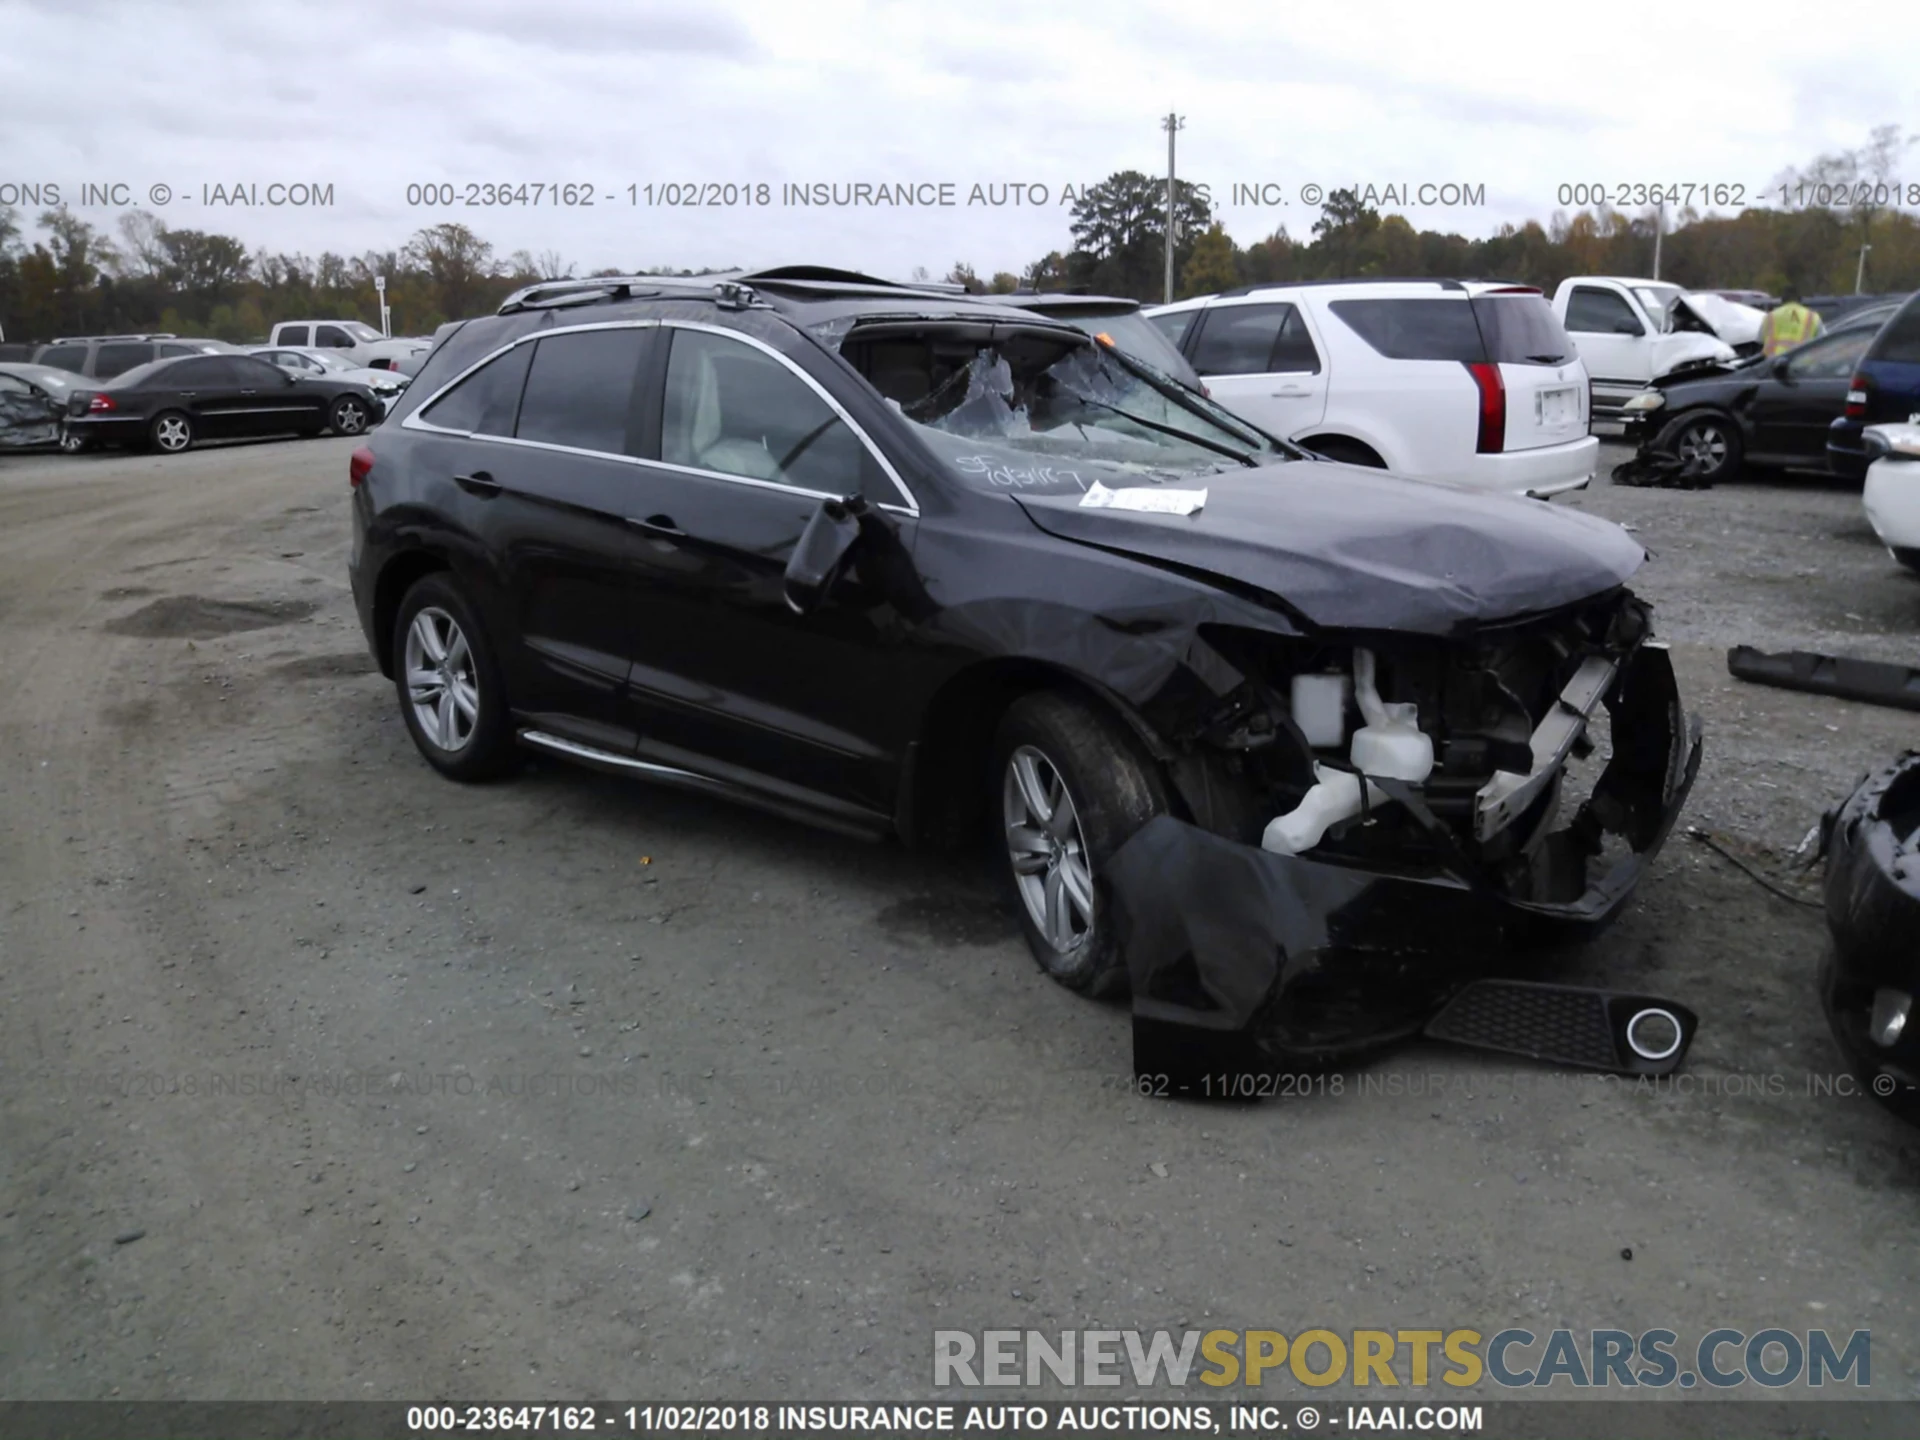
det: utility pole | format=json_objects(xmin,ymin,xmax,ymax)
[
  {"xmin": 1651, "ymin": 201, "xmax": 1664, "ymax": 281},
  {"xmin": 1857, "ymin": 243, "xmax": 1873, "ymax": 294},
  {"xmin": 1162, "ymin": 112, "xmax": 1185, "ymax": 304}
]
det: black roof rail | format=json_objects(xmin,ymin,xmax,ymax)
[
  {"xmin": 739, "ymin": 265, "xmax": 899, "ymax": 286},
  {"xmin": 496, "ymin": 273, "xmax": 745, "ymax": 314},
  {"xmin": 740, "ymin": 266, "xmax": 973, "ymax": 296},
  {"xmin": 1203, "ymin": 276, "xmax": 1470, "ymax": 299}
]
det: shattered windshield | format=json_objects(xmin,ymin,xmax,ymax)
[{"xmin": 839, "ymin": 321, "xmax": 1286, "ymax": 493}]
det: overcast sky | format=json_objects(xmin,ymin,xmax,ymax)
[{"xmin": 3, "ymin": 0, "xmax": 1914, "ymax": 281}]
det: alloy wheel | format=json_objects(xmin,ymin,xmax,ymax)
[
  {"xmin": 1002, "ymin": 744, "xmax": 1095, "ymax": 953},
  {"xmin": 334, "ymin": 400, "xmax": 368, "ymax": 435},
  {"xmin": 1674, "ymin": 419, "xmax": 1728, "ymax": 473},
  {"xmin": 153, "ymin": 416, "xmax": 191, "ymax": 452},
  {"xmin": 403, "ymin": 606, "xmax": 481, "ymax": 752},
  {"xmin": 59, "ymin": 430, "xmax": 86, "ymax": 453}
]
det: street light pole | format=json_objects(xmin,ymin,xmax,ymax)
[
  {"xmin": 1651, "ymin": 201, "xmax": 1664, "ymax": 281},
  {"xmin": 1857, "ymin": 243, "xmax": 1873, "ymax": 295},
  {"xmin": 1162, "ymin": 112, "xmax": 1185, "ymax": 305}
]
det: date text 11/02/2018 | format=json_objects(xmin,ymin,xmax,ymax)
[{"xmin": 403, "ymin": 1404, "xmax": 1484, "ymax": 1434}]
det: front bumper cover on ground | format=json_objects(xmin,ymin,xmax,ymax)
[{"xmin": 1106, "ymin": 642, "xmax": 1704, "ymax": 1093}]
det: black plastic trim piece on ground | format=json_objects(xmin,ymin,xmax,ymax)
[{"xmin": 1728, "ymin": 646, "xmax": 1920, "ymax": 712}]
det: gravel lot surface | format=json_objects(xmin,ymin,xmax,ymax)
[{"xmin": 2, "ymin": 438, "xmax": 1916, "ymax": 1407}]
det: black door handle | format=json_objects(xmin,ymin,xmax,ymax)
[
  {"xmin": 453, "ymin": 470, "xmax": 502, "ymax": 495},
  {"xmin": 629, "ymin": 514, "xmax": 685, "ymax": 538}
]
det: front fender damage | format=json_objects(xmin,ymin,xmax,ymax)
[{"xmin": 1105, "ymin": 639, "xmax": 1705, "ymax": 1092}]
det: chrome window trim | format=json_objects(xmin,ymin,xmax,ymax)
[
  {"xmin": 390, "ymin": 425, "xmax": 915, "ymax": 517},
  {"xmin": 401, "ymin": 316, "xmax": 920, "ymax": 516}
]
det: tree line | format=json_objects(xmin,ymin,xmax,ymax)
[{"xmin": 2, "ymin": 127, "xmax": 1912, "ymax": 344}]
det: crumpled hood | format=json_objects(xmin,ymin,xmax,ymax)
[
  {"xmin": 1678, "ymin": 293, "xmax": 1764, "ymax": 347},
  {"xmin": 1652, "ymin": 330, "xmax": 1737, "ymax": 376},
  {"xmin": 1012, "ymin": 462, "xmax": 1647, "ymax": 634}
]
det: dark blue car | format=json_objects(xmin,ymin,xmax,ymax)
[{"xmin": 1829, "ymin": 292, "xmax": 1920, "ymax": 480}]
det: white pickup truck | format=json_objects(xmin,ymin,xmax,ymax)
[
  {"xmin": 264, "ymin": 319, "xmax": 430, "ymax": 371},
  {"xmin": 1550, "ymin": 277, "xmax": 1736, "ymax": 421}
]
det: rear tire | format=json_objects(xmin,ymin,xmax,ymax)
[
  {"xmin": 150, "ymin": 411, "xmax": 194, "ymax": 453},
  {"xmin": 391, "ymin": 573, "xmax": 522, "ymax": 781},
  {"xmin": 991, "ymin": 690, "xmax": 1169, "ymax": 998}
]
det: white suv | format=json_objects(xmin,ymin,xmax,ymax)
[{"xmin": 1146, "ymin": 280, "xmax": 1599, "ymax": 496}]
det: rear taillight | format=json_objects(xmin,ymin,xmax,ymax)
[
  {"xmin": 1845, "ymin": 373, "xmax": 1870, "ymax": 420},
  {"xmin": 349, "ymin": 446, "xmax": 374, "ymax": 488},
  {"xmin": 1466, "ymin": 362, "xmax": 1505, "ymax": 453},
  {"xmin": 87, "ymin": 394, "xmax": 116, "ymax": 413}
]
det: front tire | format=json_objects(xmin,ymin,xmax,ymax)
[
  {"xmin": 992, "ymin": 690, "xmax": 1169, "ymax": 997},
  {"xmin": 392, "ymin": 573, "xmax": 521, "ymax": 781},
  {"xmin": 150, "ymin": 411, "xmax": 194, "ymax": 453},
  {"xmin": 1655, "ymin": 411, "xmax": 1741, "ymax": 485},
  {"xmin": 329, "ymin": 395, "xmax": 371, "ymax": 436},
  {"xmin": 59, "ymin": 429, "xmax": 92, "ymax": 455}
]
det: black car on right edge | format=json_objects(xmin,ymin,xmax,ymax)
[
  {"xmin": 1616, "ymin": 300, "xmax": 1904, "ymax": 485},
  {"xmin": 348, "ymin": 267, "xmax": 1702, "ymax": 1081}
]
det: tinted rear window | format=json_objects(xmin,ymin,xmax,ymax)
[
  {"xmin": 1190, "ymin": 303, "xmax": 1293, "ymax": 375},
  {"xmin": 1869, "ymin": 296, "xmax": 1920, "ymax": 365},
  {"xmin": 420, "ymin": 342, "xmax": 534, "ymax": 436},
  {"xmin": 38, "ymin": 345, "xmax": 87, "ymax": 374},
  {"xmin": 94, "ymin": 343, "xmax": 154, "ymax": 377},
  {"xmin": 232, "ymin": 356, "xmax": 289, "ymax": 385},
  {"xmin": 164, "ymin": 357, "xmax": 232, "ymax": 386},
  {"xmin": 1147, "ymin": 309, "xmax": 1199, "ymax": 349},
  {"xmin": 1328, "ymin": 299, "xmax": 1484, "ymax": 361},
  {"xmin": 105, "ymin": 360, "xmax": 167, "ymax": 389},
  {"xmin": 1470, "ymin": 294, "xmax": 1572, "ymax": 365},
  {"xmin": 516, "ymin": 329, "xmax": 648, "ymax": 455},
  {"xmin": 277, "ymin": 325, "xmax": 310, "ymax": 346}
]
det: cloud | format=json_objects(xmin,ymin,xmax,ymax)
[{"xmin": 0, "ymin": 0, "xmax": 1912, "ymax": 281}]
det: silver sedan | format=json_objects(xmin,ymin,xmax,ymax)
[{"xmin": 248, "ymin": 347, "xmax": 410, "ymax": 406}]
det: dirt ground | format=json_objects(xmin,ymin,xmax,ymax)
[{"xmin": 1, "ymin": 436, "xmax": 1917, "ymax": 1405}]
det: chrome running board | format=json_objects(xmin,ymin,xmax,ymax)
[{"xmin": 515, "ymin": 729, "xmax": 889, "ymax": 841}]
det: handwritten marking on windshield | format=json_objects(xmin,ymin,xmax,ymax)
[{"xmin": 949, "ymin": 454, "xmax": 1089, "ymax": 491}]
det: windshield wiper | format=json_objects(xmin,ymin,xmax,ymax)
[
  {"xmin": 1526, "ymin": 353, "xmax": 1569, "ymax": 363},
  {"xmin": 1082, "ymin": 340, "xmax": 1292, "ymax": 453},
  {"xmin": 1060, "ymin": 391, "xmax": 1259, "ymax": 466}
]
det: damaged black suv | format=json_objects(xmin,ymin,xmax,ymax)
[{"xmin": 349, "ymin": 266, "xmax": 1701, "ymax": 1070}]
